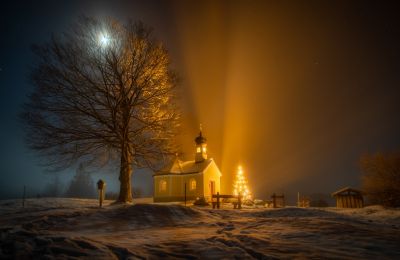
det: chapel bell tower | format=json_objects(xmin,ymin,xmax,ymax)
[{"xmin": 195, "ymin": 125, "xmax": 207, "ymax": 163}]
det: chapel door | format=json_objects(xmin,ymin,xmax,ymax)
[{"xmin": 210, "ymin": 181, "xmax": 215, "ymax": 196}]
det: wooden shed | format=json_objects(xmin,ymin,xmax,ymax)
[{"xmin": 331, "ymin": 187, "xmax": 364, "ymax": 208}]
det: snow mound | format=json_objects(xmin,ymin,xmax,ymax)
[
  {"xmin": 325, "ymin": 205, "xmax": 400, "ymax": 225},
  {"xmin": 1, "ymin": 198, "xmax": 400, "ymax": 259},
  {"xmin": 101, "ymin": 203, "xmax": 203, "ymax": 226},
  {"xmin": 1, "ymin": 230, "xmax": 120, "ymax": 259},
  {"xmin": 247, "ymin": 207, "xmax": 337, "ymax": 218}
]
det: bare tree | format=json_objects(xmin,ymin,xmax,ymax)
[
  {"xmin": 21, "ymin": 17, "xmax": 180, "ymax": 203},
  {"xmin": 360, "ymin": 152, "xmax": 400, "ymax": 207}
]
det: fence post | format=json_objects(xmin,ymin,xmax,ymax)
[
  {"xmin": 22, "ymin": 185, "xmax": 26, "ymax": 208},
  {"xmin": 238, "ymin": 193, "xmax": 242, "ymax": 209},
  {"xmin": 297, "ymin": 192, "xmax": 300, "ymax": 207},
  {"xmin": 184, "ymin": 182, "xmax": 187, "ymax": 206},
  {"xmin": 272, "ymin": 193, "xmax": 276, "ymax": 208},
  {"xmin": 216, "ymin": 192, "xmax": 220, "ymax": 209}
]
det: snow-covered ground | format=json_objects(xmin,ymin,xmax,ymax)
[{"xmin": 1, "ymin": 198, "xmax": 399, "ymax": 259}]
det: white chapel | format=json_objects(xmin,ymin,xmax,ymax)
[{"xmin": 153, "ymin": 129, "xmax": 222, "ymax": 202}]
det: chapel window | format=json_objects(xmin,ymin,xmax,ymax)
[
  {"xmin": 190, "ymin": 179, "xmax": 196, "ymax": 191},
  {"xmin": 159, "ymin": 180, "xmax": 167, "ymax": 192}
]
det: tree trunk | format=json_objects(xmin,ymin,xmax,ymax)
[{"xmin": 117, "ymin": 142, "xmax": 133, "ymax": 203}]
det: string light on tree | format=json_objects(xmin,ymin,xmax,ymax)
[{"xmin": 233, "ymin": 165, "xmax": 251, "ymax": 200}]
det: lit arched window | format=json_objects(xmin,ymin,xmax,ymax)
[
  {"xmin": 159, "ymin": 180, "xmax": 167, "ymax": 192},
  {"xmin": 190, "ymin": 179, "xmax": 196, "ymax": 191},
  {"xmin": 196, "ymin": 147, "xmax": 201, "ymax": 153}
]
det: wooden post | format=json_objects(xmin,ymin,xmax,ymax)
[
  {"xmin": 22, "ymin": 185, "xmax": 26, "ymax": 208},
  {"xmin": 272, "ymin": 193, "xmax": 276, "ymax": 208},
  {"xmin": 97, "ymin": 179, "xmax": 106, "ymax": 208},
  {"xmin": 297, "ymin": 192, "xmax": 300, "ymax": 207},
  {"xmin": 184, "ymin": 182, "xmax": 187, "ymax": 206},
  {"xmin": 238, "ymin": 193, "xmax": 242, "ymax": 209},
  {"xmin": 99, "ymin": 189, "xmax": 103, "ymax": 207},
  {"xmin": 216, "ymin": 192, "xmax": 220, "ymax": 209}
]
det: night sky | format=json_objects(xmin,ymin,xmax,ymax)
[{"xmin": 1, "ymin": 0, "xmax": 399, "ymax": 201}]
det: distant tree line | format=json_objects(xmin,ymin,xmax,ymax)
[
  {"xmin": 41, "ymin": 164, "xmax": 96, "ymax": 198},
  {"xmin": 41, "ymin": 162, "xmax": 143, "ymax": 199},
  {"xmin": 360, "ymin": 152, "xmax": 400, "ymax": 207},
  {"xmin": 42, "ymin": 175, "xmax": 64, "ymax": 198}
]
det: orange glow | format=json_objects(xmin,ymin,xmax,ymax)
[{"xmin": 170, "ymin": 1, "xmax": 385, "ymax": 198}]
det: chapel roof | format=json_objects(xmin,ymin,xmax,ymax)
[{"xmin": 154, "ymin": 158, "xmax": 213, "ymax": 176}]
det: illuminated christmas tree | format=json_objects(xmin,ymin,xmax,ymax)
[{"xmin": 233, "ymin": 165, "xmax": 251, "ymax": 200}]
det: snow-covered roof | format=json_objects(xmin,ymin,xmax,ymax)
[
  {"xmin": 331, "ymin": 187, "xmax": 363, "ymax": 197},
  {"xmin": 154, "ymin": 158, "xmax": 213, "ymax": 176}
]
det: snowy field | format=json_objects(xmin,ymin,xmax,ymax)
[{"xmin": 1, "ymin": 198, "xmax": 400, "ymax": 259}]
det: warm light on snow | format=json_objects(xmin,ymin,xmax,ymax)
[{"xmin": 233, "ymin": 165, "xmax": 251, "ymax": 200}]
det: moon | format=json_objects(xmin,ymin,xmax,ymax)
[{"xmin": 98, "ymin": 33, "xmax": 110, "ymax": 47}]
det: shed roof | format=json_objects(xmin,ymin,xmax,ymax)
[
  {"xmin": 331, "ymin": 187, "xmax": 363, "ymax": 197},
  {"xmin": 154, "ymin": 158, "xmax": 213, "ymax": 176}
]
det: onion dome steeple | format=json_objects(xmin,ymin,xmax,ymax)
[
  {"xmin": 195, "ymin": 131, "xmax": 207, "ymax": 145},
  {"xmin": 195, "ymin": 124, "xmax": 207, "ymax": 163}
]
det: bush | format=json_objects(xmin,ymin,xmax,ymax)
[
  {"xmin": 360, "ymin": 152, "xmax": 400, "ymax": 207},
  {"xmin": 193, "ymin": 197, "xmax": 209, "ymax": 206},
  {"xmin": 243, "ymin": 199, "xmax": 254, "ymax": 206},
  {"xmin": 254, "ymin": 199, "xmax": 265, "ymax": 206}
]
